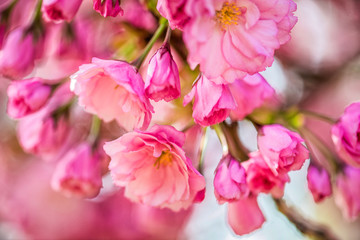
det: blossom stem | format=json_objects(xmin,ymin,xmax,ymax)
[
  {"xmin": 198, "ymin": 127, "xmax": 208, "ymax": 174},
  {"xmin": 164, "ymin": 26, "xmax": 172, "ymax": 44},
  {"xmin": 300, "ymin": 110, "xmax": 337, "ymax": 124},
  {"xmin": 274, "ymin": 198, "xmax": 339, "ymax": 240},
  {"xmin": 219, "ymin": 122, "xmax": 249, "ymax": 161},
  {"xmin": 88, "ymin": 115, "xmax": 102, "ymax": 147},
  {"xmin": 212, "ymin": 124, "xmax": 229, "ymax": 155},
  {"xmin": 133, "ymin": 17, "xmax": 168, "ymax": 69}
]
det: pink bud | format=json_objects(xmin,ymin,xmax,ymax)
[
  {"xmin": 214, "ymin": 155, "xmax": 249, "ymax": 203},
  {"xmin": 93, "ymin": 0, "xmax": 123, "ymax": 17},
  {"xmin": 51, "ymin": 142, "xmax": 103, "ymax": 198},
  {"xmin": 0, "ymin": 28, "xmax": 38, "ymax": 79},
  {"xmin": 42, "ymin": 0, "xmax": 83, "ymax": 23},
  {"xmin": 7, "ymin": 78, "xmax": 52, "ymax": 119},
  {"xmin": 335, "ymin": 165, "xmax": 360, "ymax": 221},
  {"xmin": 145, "ymin": 44, "xmax": 181, "ymax": 102},
  {"xmin": 332, "ymin": 102, "xmax": 360, "ymax": 167},
  {"xmin": 307, "ymin": 165, "xmax": 332, "ymax": 203},
  {"xmin": 156, "ymin": 0, "xmax": 189, "ymax": 30},
  {"xmin": 228, "ymin": 195, "xmax": 265, "ymax": 235}
]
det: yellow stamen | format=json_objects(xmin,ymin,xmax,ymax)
[
  {"xmin": 154, "ymin": 151, "xmax": 173, "ymax": 168},
  {"xmin": 215, "ymin": 2, "xmax": 246, "ymax": 30}
]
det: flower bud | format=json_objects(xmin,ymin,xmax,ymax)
[
  {"xmin": 7, "ymin": 78, "xmax": 52, "ymax": 119},
  {"xmin": 51, "ymin": 142, "xmax": 103, "ymax": 198},
  {"xmin": 42, "ymin": 0, "xmax": 83, "ymax": 23},
  {"xmin": 145, "ymin": 44, "xmax": 181, "ymax": 102},
  {"xmin": 307, "ymin": 165, "xmax": 332, "ymax": 203},
  {"xmin": 93, "ymin": 0, "xmax": 123, "ymax": 17}
]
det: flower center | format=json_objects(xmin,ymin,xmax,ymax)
[
  {"xmin": 154, "ymin": 151, "xmax": 173, "ymax": 168},
  {"xmin": 215, "ymin": 2, "xmax": 246, "ymax": 29}
]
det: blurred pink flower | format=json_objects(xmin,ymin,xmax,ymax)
[
  {"xmin": 157, "ymin": 0, "xmax": 189, "ymax": 30},
  {"xmin": 0, "ymin": 27, "xmax": 40, "ymax": 79},
  {"xmin": 258, "ymin": 124, "xmax": 309, "ymax": 174},
  {"xmin": 335, "ymin": 165, "xmax": 360, "ymax": 221},
  {"xmin": 228, "ymin": 195, "xmax": 265, "ymax": 235},
  {"xmin": 70, "ymin": 57, "xmax": 153, "ymax": 131},
  {"xmin": 332, "ymin": 102, "xmax": 360, "ymax": 167},
  {"xmin": 307, "ymin": 165, "xmax": 332, "ymax": 203},
  {"xmin": 7, "ymin": 78, "xmax": 52, "ymax": 119},
  {"xmin": 103, "ymin": 125, "xmax": 206, "ymax": 211},
  {"xmin": 229, "ymin": 73, "xmax": 274, "ymax": 120},
  {"xmin": 214, "ymin": 155, "xmax": 249, "ymax": 203},
  {"xmin": 42, "ymin": 0, "xmax": 83, "ymax": 23},
  {"xmin": 121, "ymin": 0, "xmax": 157, "ymax": 31},
  {"xmin": 243, "ymin": 151, "xmax": 290, "ymax": 198},
  {"xmin": 183, "ymin": 74, "xmax": 236, "ymax": 126},
  {"xmin": 145, "ymin": 43, "xmax": 181, "ymax": 102},
  {"xmin": 183, "ymin": 0, "xmax": 297, "ymax": 84},
  {"xmin": 51, "ymin": 142, "xmax": 103, "ymax": 198},
  {"xmin": 93, "ymin": 0, "xmax": 123, "ymax": 17}
]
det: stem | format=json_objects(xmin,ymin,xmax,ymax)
[
  {"xmin": 164, "ymin": 26, "xmax": 172, "ymax": 44},
  {"xmin": 88, "ymin": 115, "xmax": 102, "ymax": 147},
  {"xmin": 220, "ymin": 122, "xmax": 249, "ymax": 161},
  {"xmin": 212, "ymin": 124, "xmax": 229, "ymax": 155},
  {"xmin": 132, "ymin": 17, "xmax": 168, "ymax": 69},
  {"xmin": 274, "ymin": 198, "xmax": 339, "ymax": 240},
  {"xmin": 198, "ymin": 127, "xmax": 208, "ymax": 174},
  {"xmin": 301, "ymin": 110, "xmax": 337, "ymax": 125}
]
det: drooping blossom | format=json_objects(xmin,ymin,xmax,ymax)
[
  {"xmin": 7, "ymin": 78, "xmax": 52, "ymax": 119},
  {"xmin": 42, "ymin": 0, "xmax": 83, "ymax": 23},
  {"xmin": 0, "ymin": 27, "xmax": 41, "ymax": 79},
  {"xmin": 93, "ymin": 0, "xmax": 123, "ymax": 17},
  {"xmin": 183, "ymin": 0, "xmax": 297, "ymax": 84},
  {"xmin": 103, "ymin": 125, "xmax": 206, "ymax": 211},
  {"xmin": 229, "ymin": 73, "xmax": 275, "ymax": 120},
  {"xmin": 214, "ymin": 155, "xmax": 249, "ymax": 203},
  {"xmin": 334, "ymin": 165, "xmax": 360, "ymax": 221},
  {"xmin": 243, "ymin": 151, "xmax": 290, "ymax": 198},
  {"xmin": 70, "ymin": 57, "xmax": 153, "ymax": 131},
  {"xmin": 51, "ymin": 142, "xmax": 103, "ymax": 198},
  {"xmin": 258, "ymin": 124, "xmax": 309, "ymax": 174},
  {"xmin": 183, "ymin": 74, "xmax": 236, "ymax": 126},
  {"xmin": 331, "ymin": 102, "xmax": 360, "ymax": 167},
  {"xmin": 307, "ymin": 165, "xmax": 332, "ymax": 203},
  {"xmin": 145, "ymin": 43, "xmax": 181, "ymax": 102},
  {"xmin": 228, "ymin": 195, "xmax": 265, "ymax": 235},
  {"xmin": 157, "ymin": 0, "xmax": 189, "ymax": 30}
]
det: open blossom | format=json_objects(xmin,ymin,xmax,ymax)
[
  {"xmin": 51, "ymin": 142, "xmax": 103, "ymax": 198},
  {"xmin": 183, "ymin": 0, "xmax": 297, "ymax": 84},
  {"xmin": 93, "ymin": 0, "xmax": 123, "ymax": 17},
  {"xmin": 307, "ymin": 165, "xmax": 332, "ymax": 203},
  {"xmin": 243, "ymin": 151, "xmax": 290, "ymax": 198},
  {"xmin": 103, "ymin": 125, "xmax": 206, "ymax": 211},
  {"xmin": 214, "ymin": 155, "xmax": 249, "ymax": 203},
  {"xmin": 332, "ymin": 102, "xmax": 360, "ymax": 167},
  {"xmin": 228, "ymin": 195, "xmax": 265, "ymax": 235},
  {"xmin": 0, "ymin": 28, "xmax": 39, "ymax": 79},
  {"xmin": 70, "ymin": 58, "xmax": 153, "ymax": 131},
  {"xmin": 7, "ymin": 78, "xmax": 52, "ymax": 119},
  {"xmin": 258, "ymin": 124, "xmax": 309, "ymax": 174},
  {"xmin": 145, "ymin": 43, "xmax": 181, "ymax": 102},
  {"xmin": 229, "ymin": 73, "xmax": 275, "ymax": 120},
  {"xmin": 157, "ymin": 0, "xmax": 189, "ymax": 30},
  {"xmin": 42, "ymin": 0, "xmax": 83, "ymax": 23},
  {"xmin": 335, "ymin": 166, "xmax": 360, "ymax": 221},
  {"xmin": 183, "ymin": 74, "xmax": 236, "ymax": 126}
]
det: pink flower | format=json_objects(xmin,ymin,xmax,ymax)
[
  {"xmin": 93, "ymin": 0, "xmax": 123, "ymax": 17},
  {"xmin": 332, "ymin": 102, "xmax": 360, "ymax": 167},
  {"xmin": 7, "ymin": 78, "xmax": 52, "ymax": 119},
  {"xmin": 157, "ymin": 0, "xmax": 189, "ymax": 30},
  {"xmin": 51, "ymin": 142, "xmax": 103, "ymax": 198},
  {"xmin": 307, "ymin": 165, "xmax": 332, "ymax": 203},
  {"xmin": 70, "ymin": 58, "xmax": 153, "ymax": 131},
  {"xmin": 145, "ymin": 43, "xmax": 181, "ymax": 102},
  {"xmin": 183, "ymin": 74, "xmax": 236, "ymax": 126},
  {"xmin": 243, "ymin": 151, "xmax": 290, "ymax": 198},
  {"xmin": 228, "ymin": 195, "xmax": 265, "ymax": 235},
  {"xmin": 0, "ymin": 28, "xmax": 39, "ymax": 79},
  {"xmin": 183, "ymin": 0, "xmax": 297, "ymax": 84},
  {"xmin": 121, "ymin": 0, "xmax": 157, "ymax": 31},
  {"xmin": 214, "ymin": 155, "xmax": 249, "ymax": 203},
  {"xmin": 258, "ymin": 124, "xmax": 309, "ymax": 174},
  {"xmin": 103, "ymin": 125, "xmax": 206, "ymax": 211},
  {"xmin": 42, "ymin": 0, "xmax": 83, "ymax": 23},
  {"xmin": 335, "ymin": 166, "xmax": 360, "ymax": 221},
  {"xmin": 229, "ymin": 73, "xmax": 274, "ymax": 120}
]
